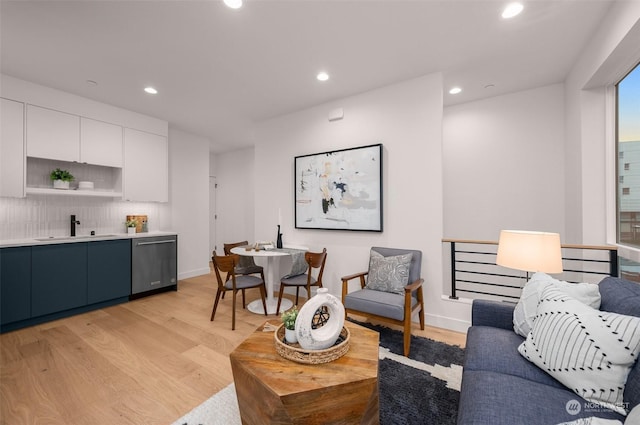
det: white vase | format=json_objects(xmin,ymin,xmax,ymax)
[
  {"xmin": 295, "ymin": 288, "xmax": 345, "ymax": 350},
  {"xmin": 127, "ymin": 227, "xmax": 136, "ymax": 235},
  {"xmin": 53, "ymin": 179, "xmax": 69, "ymax": 189},
  {"xmin": 285, "ymin": 328, "xmax": 297, "ymax": 344}
]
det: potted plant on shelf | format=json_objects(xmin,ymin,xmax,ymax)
[
  {"xmin": 50, "ymin": 168, "xmax": 74, "ymax": 190},
  {"xmin": 125, "ymin": 220, "xmax": 137, "ymax": 235},
  {"xmin": 281, "ymin": 307, "xmax": 299, "ymax": 344}
]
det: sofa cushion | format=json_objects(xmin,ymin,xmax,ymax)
[
  {"xmin": 598, "ymin": 277, "xmax": 640, "ymax": 317},
  {"xmin": 365, "ymin": 250, "xmax": 412, "ymax": 294},
  {"xmin": 518, "ymin": 286, "xmax": 640, "ymax": 415},
  {"xmin": 457, "ymin": 370, "xmax": 625, "ymax": 425},
  {"xmin": 513, "ymin": 272, "xmax": 601, "ymax": 337},
  {"xmin": 599, "ymin": 277, "xmax": 640, "ymax": 412},
  {"xmin": 464, "ymin": 326, "xmax": 566, "ymax": 390}
]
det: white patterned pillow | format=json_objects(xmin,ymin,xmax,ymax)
[
  {"xmin": 365, "ymin": 250, "xmax": 412, "ymax": 294},
  {"xmin": 556, "ymin": 418, "xmax": 622, "ymax": 425},
  {"xmin": 513, "ymin": 272, "xmax": 601, "ymax": 337},
  {"xmin": 518, "ymin": 286, "xmax": 640, "ymax": 415}
]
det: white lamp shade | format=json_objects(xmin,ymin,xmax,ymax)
[{"xmin": 496, "ymin": 230, "xmax": 563, "ymax": 273}]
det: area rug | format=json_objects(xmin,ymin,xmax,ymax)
[{"xmin": 171, "ymin": 322, "xmax": 464, "ymax": 425}]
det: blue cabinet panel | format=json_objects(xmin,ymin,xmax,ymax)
[
  {"xmin": 88, "ymin": 239, "xmax": 131, "ymax": 304},
  {"xmin": 32, "ymin": 243, "xmax": 88, "ymax": 317},
  {"xmin": 1, "ymin": 247, "xmax": 32, "ymax": 324}
]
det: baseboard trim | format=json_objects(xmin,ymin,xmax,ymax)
[
  {"xmin": 424, "ymin": 313, "xmax": 470, "ymax": 334},
  {"xmin": 178, "ymin": 267, "xmax": 210, "ymax": 280}
]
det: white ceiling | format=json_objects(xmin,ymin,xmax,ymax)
[{"xmin": 1, "ymin": 0, "xmax": 614, "ymax": 153}]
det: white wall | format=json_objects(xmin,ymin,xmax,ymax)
[
  {"xmin": 250, "ymin": 74, "xmax": 470, "ymax": 332},
  {"xmin": 169, "ymin": 127, "xmax": 211, "ymax": 279},
  {"xmin": 565, "ymin": 4, "xmax": 640, "ymax": 247},
  {"xmin": 213, "ymin": 147, "xmax": 256, "ymax": 254},
  {"xmin": 443, "ymin": 84, "xmax": 566, "ymax": 241}
]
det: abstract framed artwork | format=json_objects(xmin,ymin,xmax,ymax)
[{"xmin": 294, "ymin": 143, "xmax": 383, "ymax": 232}]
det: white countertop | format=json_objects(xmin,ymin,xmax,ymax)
[{"xmin": 0, "ymin": 231, "xmax": 178, "ymax": 248}]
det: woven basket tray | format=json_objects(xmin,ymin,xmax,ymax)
[{"xmin": 274, "ymin": 323, "xmax": 350, "ymax": 364}]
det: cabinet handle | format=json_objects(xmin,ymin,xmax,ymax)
[{"xmin": 136, "ymin": 240, "xmax": 176, "ymax": 246}]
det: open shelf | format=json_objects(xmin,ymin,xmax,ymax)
[{"xmin": 25, "ymin": 187, "xmax": 123, "ymax": 198}]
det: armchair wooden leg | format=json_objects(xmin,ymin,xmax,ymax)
[
  {"xmin": 295, "ymin": 287, "xmax": 299, "ymax": 305},
  {"xmin": 276, "ymin": 284, "xmax": 286, "ymax": 315},
  {"xmin": 403, "ymin": 318, "xmax": 412, "ymax": 357}
]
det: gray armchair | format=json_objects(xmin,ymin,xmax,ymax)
[{"xmin": 341, "ymin": 247, "xmax": 424, "ymax": 356}]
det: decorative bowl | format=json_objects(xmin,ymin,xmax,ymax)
[{"xmin": 274, "ymin": 323, "xmax": 350, "ymax": 364}]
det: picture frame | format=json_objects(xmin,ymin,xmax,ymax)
[{"xmin": 294, "ymin": 143, "xmax": 383, "ymax": 232}]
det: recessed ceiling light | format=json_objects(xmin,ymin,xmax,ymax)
[
  {"xmin": 449, "ymin": 87, "xmax": 462, "ymax": 95},
  {"xmin": 317, "ymin": 72, "xmax": 330, "ymax": 82},
  {"xmin": 224, "ymin": 0, "xmax": 242, "ymax": 9},
  {"xmin": 144, "ymin": 86, "xmax": 158, "ymax": 95},
  {"xmin": 502, "ymin": 2, "xmax": 523, "ymax": 19},
  {"xmin": 86, "ymin": 80, "xmax": 98, "ymax": 87},
  {"xmin": 484, "ymin": 84, "xmax": 495, "ymax": 89}
]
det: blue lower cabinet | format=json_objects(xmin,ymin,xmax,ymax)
[
  {"xmin": 32, "ymin": 243, "xmax": 88, "ymax": 317},
  {"xmin": 1, "ymin": 247, "xmax": 32, "ymax": 325},
  {"xmin": 88, "ymin": 239, "xmax": 131, "ymax": 304}
]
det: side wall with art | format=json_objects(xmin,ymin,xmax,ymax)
[{"xmin": 252, "ymin": 73, "xmax": 472, "ymax": 332}]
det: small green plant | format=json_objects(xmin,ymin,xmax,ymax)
[
  {"xmin": 281, "ymin": 307, "xmax": 298, "ymax": 330},
  {"xmin": 125, "ymin": 220, "xmax": 137, "ymax": 228},
  {"xmin": 50, "ymin": 168, "xmax": 74, "ymax": 182}
]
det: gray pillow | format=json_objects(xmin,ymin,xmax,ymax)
[
  {"xmin": 365, "ymin": 250, "xmax": 412, "ymax": 294},
  {"xmin": 282, "ymin": 250, "xmax": 308, "ymax": 278}
]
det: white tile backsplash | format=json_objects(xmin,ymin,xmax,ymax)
[{"xmin": 0, "ymin": 196, "xmax": 170, "ymax": 240}]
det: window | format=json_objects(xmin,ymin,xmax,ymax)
[{"xmin": 616, "ymin": 63, "xmax": 640, "ymax": 246}]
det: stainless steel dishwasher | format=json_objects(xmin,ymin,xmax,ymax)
[{"xmin": 131, "ymin": 235, "xmax": 178, "ymax": 297}]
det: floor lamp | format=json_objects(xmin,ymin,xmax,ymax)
[{"xmin": 496, "ymin": 230, "xmax": 564, "ymax": 284}]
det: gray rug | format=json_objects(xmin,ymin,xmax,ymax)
[{"xmin": 172, "ymin": 321, "xmax": 464, "ymax": 425}]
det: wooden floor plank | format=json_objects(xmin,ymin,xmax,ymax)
[{"xmin": 0, "ymin": 273, "xmax": 466, "ymax": 425}]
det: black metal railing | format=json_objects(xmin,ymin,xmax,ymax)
[{"xmin": 442, "ymin": 239, "xmax": 619, "ymax": 302}]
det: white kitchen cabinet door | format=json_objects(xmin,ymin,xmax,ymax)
[
  {"xmin": 124, "ymin": 128, "xmax": 168, "ymax": 202},
  {"xmin": 26, "ymin": 104, "xmax": 80, "ymax": 162},
  {"xmin": 0, "ymin": 98, "xmax": 25, "ymax": 197},
  {"xmin": 81, "ymin": 117, "xmax": 123, "ymax": 167}
]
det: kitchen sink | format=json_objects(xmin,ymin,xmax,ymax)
[{"xmin": 35, "ymin": 234, "xmax": 117, "ymax": 242}]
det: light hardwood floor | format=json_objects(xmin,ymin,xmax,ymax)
[{"xmin": 0, "ymin": 273, "xmax": 466, "ymax": 425}]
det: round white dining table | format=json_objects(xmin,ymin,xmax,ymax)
[{"xmin": 230, "ymin": 246, "xmax": 294, "ymax": 315}]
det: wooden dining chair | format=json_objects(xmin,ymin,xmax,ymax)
[
  {"xmin": 276, "ymin": 248, "xmax": 327, "ymax": 315},
  {"xmin": 211, "ymin": 252, "xmax": 267, "ymax": 330},
  {"xmin": 220, "ymin": 241, "xmax": 264, "ymax": 305}
]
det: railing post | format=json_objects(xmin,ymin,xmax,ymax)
[
  {"xmin": 449, "ymin": 242, "xmax": 458, "ymax": 300},
  {"xmin": 609, "ymin": 249, "xmax": 619, "ymax": 277}
]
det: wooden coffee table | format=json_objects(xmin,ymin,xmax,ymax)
[{"xmin": 230, "ymin": 321, "xmax": 380, "ymax": 424}]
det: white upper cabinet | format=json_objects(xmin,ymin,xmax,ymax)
[
  {"xmin": 80, "ymin": 117, "xmax": 123, "ymax": 167},
  {"xmin": 1, "ymin": 98, "xmax": 25, "ymax": 197},
  {"xmin": 26, "ymin": 104, "xmax": 80, "ymax": 162},
  {"xmin": 123, "ymin": 128, "xmax": 168, "ymax": 202}
]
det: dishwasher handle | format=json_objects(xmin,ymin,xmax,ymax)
[{"xmin": 136, "ymin": 239, "xmax": 176, "ymax": 246}]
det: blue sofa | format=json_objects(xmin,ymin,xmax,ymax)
[{"xmin": 457, "ymin": 277, "xmax": 640, "ymax": 425}]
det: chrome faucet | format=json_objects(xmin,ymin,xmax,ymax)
[{"xmin": 70, "ymin": 215, "xmax": 80, "ymax": 236}]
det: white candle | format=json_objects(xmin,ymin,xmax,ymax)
[{"xmin": 278, "ymin": 208, "xmax": 282, "ymax": 226}]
